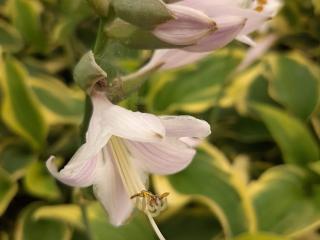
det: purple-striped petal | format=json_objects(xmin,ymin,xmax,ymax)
[
  {"xmin": 46, "ymin": 152, "xmax": 98, "ymax": 187},
  {"xmin": 160, "ymin": 115, "xmax": 211, "ymax": 138},
  {"xmin": 125, "ymin": 138, "xmax": 196, "ymax": 175},
  {"xmin": 185, "ymin": 15, "xmax": 245, "ymax": 52},
  {"xmin": 153, "ymin": 4, "xmax": 216, "ymax": 45},
  {"xmin": 93, "ymin": 150, "xmax": 134, "ymax": 226}
]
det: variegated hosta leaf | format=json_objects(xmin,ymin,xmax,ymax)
[
  {"xmin": 168, "ymin": 146, "xmax": 250, "ymax": 238},
  {"xmin": 0, "ymin": 20, "xmax": 23, "ymax": 52},
  {"xmin": 14, "ymin": 203, "xmax": 71, "ymax": 240},
  {"xmin": 233, "ymin": 233, "xmax": 289, "ymax": 240},
  {"xmin": 23, "ymin": 161, "xmax": 61, "ymax": 200},
  {"xmin": 34, "ymin": 202, "xmax": 156, "ymax": 239},
  {"xmin": 0, "ymin": 57, "xmax": 47, "ymax": 151},
  {"xmin": 0, "ymin": 168, "xmax": 18, "ymax": 216},
  {"xmin": 251, "ymin": 165, "xmax": 320, "ymax": 237},
  {"xmin": 0, "ymin": 142, "xmax": 35, "ymax": 180},
  {"xmin": 52, "ymin": 0, "xmax": 91, "ymax": 45},
  {"xmin": 147, "ymin": 50, "xmax": 242, "ymax": 114},
  {"xmin": 220, "ymin": 65, "xmax": 275, "ymax": 115},
  {"xmin": 9, "ymin": 0, "xmax": 46, "ymax": 51},
  {"xmin": 252, "ymin": 104, "xmax": 319, "ymax": 166},
  {"xmin": 265, "ymin": 54, "xmax": 320, "ymax": 119},
  {"xmin": 29, "ymin": 76, "xmax": 84, "ymax": 125}
]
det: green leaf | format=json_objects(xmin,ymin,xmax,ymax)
[
  {"xmin": 52, "ymin": 0, "xmax": 91, "ymax": 45},
  {"xmin": 9, "ymin": 0, "xmax": 46, "ymax": 51},
  {"xmin": 252, "ymin": 104, "xmax": 319, "ymax": 166},
  {"xmin": 23, "ymin": 161, "xmax": 61, "ymax": 200},
  {"xmin": 312, "ymin": 0, "xmax": 320, "ymax": 14},
  {"xmin": 168, "ymin": 149, "xmax": 249, "ymax": 237},
  {"xmin": 251, "ymin": 166, "xmax": 320, "ymax": 235},
  {"xmin": 34, "ymin": 204, "xmax": 84, "ymax": 229},
  {"xmin": 14, "ymin": 203, "xmax": 71, "ymax": 240},
  {"xmin": 234, "ymin": 233, "xmax": 289, "ymax": 240},
  {"xmin": 0, "ymin": 168, "xmax": 18, "ymax": 216},
  {"xmin": 0, "ymin": 57, "xmax": 47, "ymax": 151},
  {"xmin": 147, "ymin": 50, "xmax": 241, "ymax": 114},
  {"xmin": 88, "ymin": 203, "xmax": 156, "ymax": 240},
  {"xmin": 88, "ymin": 0, "xmax": 111, "ymax": 17},
  {"xmin": 159, "ymin": 207, "xmax": 223, "ymax": 240},
  {"xmin": 30, "ymin": 76, "xmax": 84, "ymax": 125},
  {"xmin": 0, "ymin": 20, "xmax": 23, "ymax": 52},
  {"xmin": 265, "ymin": 55, "xmax": 320, "ymax": 119},
  {"xmin": 0, "ymin": 142, "xmax": 35, "ymax": 180},
  {"xmin": 112, "ymin": 0, "xmax": 173, "ymax": 29},
  {"xmin": 35, "ymin": 202, "xmax": 158, "ymax": 240},
  {"xmin": 0, "ymin": 232, "xmax": 9, "ymax": 240}
]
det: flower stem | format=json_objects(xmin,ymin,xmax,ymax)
[{"xmin": 78, "ymin": 190, "xmax": 93, "ymax": 240}]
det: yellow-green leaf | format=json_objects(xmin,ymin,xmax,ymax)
[
  {"xmin": 0, "ymin": 57, "xmax": 47, "ymax": 150},
  {"xmin": 265, "ymin": 55, "xmax": 320, "ymax": 119},
  {"xmin": 14, "ymin": 203, "xmax": 71, "ymax": 240},
  {"xmin": 234, "ymin": 233, "xmax": 289, "ymax": 240},
  {"xmin": 0, "ymin": 168, "xmax": 18, "ymax": 216},
  {"xmin": 168, "ymin": 149, "xmax": 249, "ymax": 237},
  {"xmin": 30, "ymin": 76, "xmax": 84, "ymax": 125},
  {"xmin": 147, "ymin": 50, "xmax": 242, "ymax": 114},
  {"xmin": 251, "ymin": 166, "xmax": 320, "ymax": 235},
  {"xmin": 9, "ymin": 0, "xmax": 46, "ymax": 51},
  {"xmin": 23, "ymin": 161, "xmax": 61, "ymax": 200},
  {"xmin": 252, "ymin": 104, "xmax": 319, "ymax": 166}
]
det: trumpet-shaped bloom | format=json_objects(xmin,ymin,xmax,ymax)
[
  {"xmin": 46, "ymin": 91, "xmax": 211, "ymax": 239},
  {"xmin": 137, "ymin": 0, "xmax": 281, "ymax": 73}
]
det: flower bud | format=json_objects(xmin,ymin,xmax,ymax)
[
  {"xmin": 112, "ymin": 0, "xmax": 173, "ymax": 29},
  {"xmin": 73, "ymin": 51, "xmax": 107, "ymax": 92},
  {"xmin": 152, "ymin": 5, "xmax": 217, "ymax": 46}
]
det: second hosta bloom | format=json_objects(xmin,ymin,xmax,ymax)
[
  {"xmin": 135, "ymin": 0, "xmax": 282, "ymax": 73},
  {"xmin": 47, "ymin": 91, "xmax": 210, "ymax": 239}
]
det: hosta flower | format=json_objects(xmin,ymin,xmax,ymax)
[
  {"xmin": 46, "ymin": 91, "xmax": 210, "ymax": 239},
  {"xmin": 135, "ymin": 0, "xmax": 281, "ymax": 73}
]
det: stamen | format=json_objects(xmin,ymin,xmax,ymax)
[
  {"xmin": 108, "ymin": 137, "xmax": 168, "ymax": 240},
  {"xmin": 130, "ymin": 190, "xmax": 170, "ymax": 216},
  {"xmin": 254, "ymin": 0, "xmax": 268, "ymax": 12}
]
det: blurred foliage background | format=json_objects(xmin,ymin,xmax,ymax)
[{"xmin": 0, "ymin": 0, "xmax": 319, "ymax": 239}]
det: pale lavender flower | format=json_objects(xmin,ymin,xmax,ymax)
[
  {"xmin": 135, "ymin": 0, "xmax": 280, "ymax": 73},
  {"xmin": 46, "ymin": 91, "xmax": 210, "ymax": 239},
  {"xmin": 236, "ymin": 34, "xmax": 278, "ymax": 72},
  {"xmin": 153, "ymin": 4, "xmax": 217, "ymax": 46}
]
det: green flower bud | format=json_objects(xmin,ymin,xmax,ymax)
[
  {"xmin": 106, "ymin": 18, "xmax": 174, "ymax": 49},
  {"xmin": 73, "ymin": 51, "xmax": 107, "ymax": 92},
  {"xmin": 111, "ymin": 0, "xmax": 173, "ymax": 29}
]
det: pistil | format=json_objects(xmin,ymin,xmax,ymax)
[{"xmin": 108, "ymin": 136, "xmax": 168, "ymax": 240}]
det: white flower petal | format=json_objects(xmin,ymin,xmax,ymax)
[
  {"xmin": 185, "ymin": 15, "xmax": 245, "ymax": 52},
  {"xmin": 93, "ymin": 150, "xmax": 133, "ymax": 226},
  {"xmin": 147, "ymin": 49, "xmax": 211, "ymax": 71},
  {"xmin": 236, "ymin": 34, "xmax": 277, "ymax": 72},
  {"xmin": 125, "ymin": 138, "xmax": 196, "ymax": 175},
  {"xmin": 46, "ymin": 152, "xmax": 98, "ymax": 187},
  {"xmin": 236, "ymin": 35, "xmax": 256, "ymax": 46},
  {"xmin": 175, "ymin": 2, "xmax": 270, "ymax": 36},
  {"xmin": 160, "ymin": 115, "xmax": 211, "ymax": 138},
  {"xmin": 95, "ymin": 94, "xmax": 165, "ymax": 142}
]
